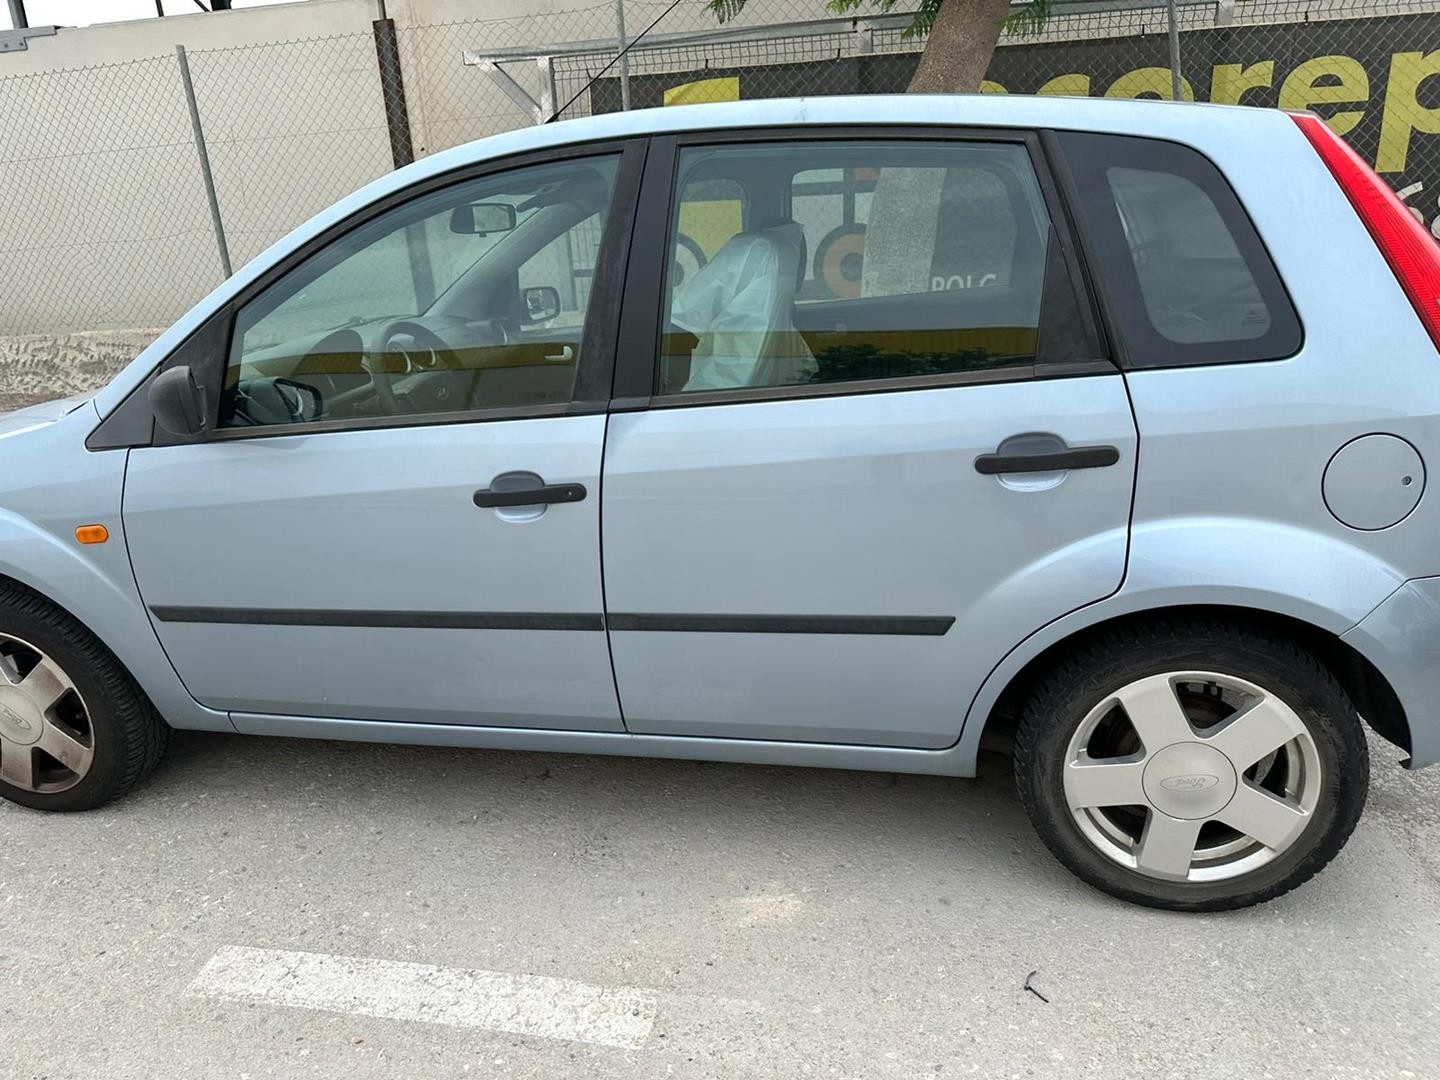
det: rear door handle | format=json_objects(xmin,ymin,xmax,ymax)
[
  {"xmin": 974, "ymin": 445, "xmax": 1120, "ymax": 475},
  {"xmin": 473, "ymin": 483, "xmax": 587, "ymax": 508}
]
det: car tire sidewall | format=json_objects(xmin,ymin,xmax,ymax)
[{"xmin": 1020, "ymin": 635, "xmax": 1369, "ymax": 910}]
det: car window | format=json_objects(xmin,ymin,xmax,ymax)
[
  {"xmin": 672, "ymin": 176, "xmax": 746, "ymax": 293},
  {"xmin": 657, "ymin": 141, "xmax": 1052, "ymax": 395},
  {"xmin": 219, "ymin": 155, "xmax": 620, "ymax": 429},
  {"xmin": 790, "ymin": 163, "xmax": 1021, "ymax": 301},
  {"xmin": 1057, "ymin": 132, "xmax": 1301, "ymax": 367},
  {"xmin": 1107, "ymin": 165, "xmax": 1271, "ymax": 345}
]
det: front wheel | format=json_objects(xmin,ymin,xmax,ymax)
[
  {"xmin": 1014, "ymin": 622, "xmax": 1369, "ymax": 911},
  {"xmin": 0, "ymin": 583, "xmax": 169, "ymax": 812}
]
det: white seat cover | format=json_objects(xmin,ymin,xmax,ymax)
[{"xmin": 671, "ymin": 223, "xmax": 816, "ymax": 392}]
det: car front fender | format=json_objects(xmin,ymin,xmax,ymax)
[{"xmin": 0, "ymin": 406, "xmax": 232, "ymax": 733}]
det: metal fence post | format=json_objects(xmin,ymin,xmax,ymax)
[
  {"xmin": 372, "ymin": 16, "xmax": 415, "ymax": 168},
  {"xmin": 538, "ymin": 55, "xmax": 558, "ymax": 122},
  {"xmin": 372, "ymin": 18, "xmax": 435, "ymax": 307},
  {"xmin": 176, "ymin": 44, "xmax": 232, "ymax": 279},
  {"xmin": 1166, "ymin": 0, "xmax": 1183, "ymax": 100},
  {"xmin": 615, "ymin": 0, "xmax": 631, "ymax": 111}
]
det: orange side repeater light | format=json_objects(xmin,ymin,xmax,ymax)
[{"xmin": 74, "ymin": 524, "xmax": 109, "ymax": 545}]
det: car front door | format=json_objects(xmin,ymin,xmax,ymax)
[
  {"xmin": 122, "ymin": 144, "xmax": 641, "ymax": 730},
  {"xmin": 601, "ymin": 131, "xmax": 1138, "ymax": 748}
]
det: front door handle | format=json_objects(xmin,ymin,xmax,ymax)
[
  {"xmin": 974, "ymin": 444, "xmax": 1120, "ymax": 475},
  {"xmin": 473, "ymin": 482, "xmax": 587, "ymax": 508},
  {"xmin": 543, "ymin": 345, "xmax": 575, "ymax": 363}
]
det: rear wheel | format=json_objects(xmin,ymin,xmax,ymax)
[
  {"xmin": 0, "ymin": 584, "xmax": 169, "ymax": 811},
  {"xmin": 1014, "ymin": 621, "xmax": 1368, "ymax": 910}
]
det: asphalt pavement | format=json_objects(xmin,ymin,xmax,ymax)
[{"xmin": 3, "ymin": 727, "xmax": 1439, "ymax": 1079}]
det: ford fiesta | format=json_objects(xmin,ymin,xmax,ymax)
[{"xmin": 2, "ymin": 95, "xmax": 1438, "ymax": 910}]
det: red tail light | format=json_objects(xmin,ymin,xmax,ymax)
[{"xmin": 1292, "ymin": 111, "xmax": 1440, "ymax": 350}]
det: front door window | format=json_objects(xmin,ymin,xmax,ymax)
[{"xmin": 220, "ymin": 155, "xmax": 621, "ymax": 428}]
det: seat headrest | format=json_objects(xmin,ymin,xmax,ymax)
[{"xmin": 755, "ymin": 218, "xmax": 808, "ymax": 290}]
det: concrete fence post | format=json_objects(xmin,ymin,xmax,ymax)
[
  {"xmin": 176, "ymin": 44, "xmax": 232, "ymax": 280},
  {"xmin": 615, "ymin": 0, "xmax": 631, "ymax": 111}
]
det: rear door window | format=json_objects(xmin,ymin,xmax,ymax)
[
  {"xmin": 655, "ymin": 139, "xmax": 1071, "ymax": 396},
  {"xmin": 1057, "ymin": 132, "xmax": 1300, "ymax": 367}
]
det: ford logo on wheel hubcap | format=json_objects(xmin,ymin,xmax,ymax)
[
  {"xmin": 1160, "ymin": 773, "xmax": 1221, "ymax": 792},
  {"xmin": 0, "ymin": 703, "xmax": 31, "ymax": 732}
]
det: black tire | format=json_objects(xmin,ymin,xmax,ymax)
[
  {"xmin": 1014, "ymin": 618, "xmax": 1369, "ymax": 911},
  {"xmin": 0, "ymin": 581, "xmax": 169, "ymax": 812}
]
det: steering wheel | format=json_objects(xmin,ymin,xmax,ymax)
[{"xmin": 366, "ymin": 319, "xmax": 468, "ymax": 414}]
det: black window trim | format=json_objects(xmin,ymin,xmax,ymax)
[
  {"xmin": 608, "ymin": 123, "xmax": 1115, "ymax": 414},
  {"xmin": 1047, "ymin": 129, "xmax": 1304, "ymax": 370},
  {"xmin": 88, "ymin": 136, "xmax": 648, "ymax": 450}
]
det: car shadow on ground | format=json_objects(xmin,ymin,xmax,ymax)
[
  {"xmin": 143, "ymin": 728, "xmax": 1066, "ymax": 891},
  {"xmin": 131, "ymin": 728, "xmax": 1423, "ymax": 919}
]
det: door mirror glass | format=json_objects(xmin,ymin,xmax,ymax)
[
  {"xmin": 522, "ymin": 285, "xmax": 562, "ymax": 324},
  {"xmin": 449, "ymin": 202, "xmax": 517, "ymax": 236},
  {"xmin": 149, "ymin": 365, "xmax": 208, "ymax": 438}
]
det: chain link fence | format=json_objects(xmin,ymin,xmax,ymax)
[
  {"xmin": 395, "ymin": 7, "xmax": 625, "ymax": 157},
  {"xmin": 1, "ymin": 0, "xmax": 1438, "ymax": 341},
  {"xmin": 188, "ymin": 33, "xmax": 396, "ymax": 270},
  {"xmin": 0, "ymin": 53, "xmax": 216, "ymax": 335}
]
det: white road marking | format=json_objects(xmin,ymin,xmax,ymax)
[{"xmin": 189, "ymin": 946, "xmax": 657, "ymax": 1050}]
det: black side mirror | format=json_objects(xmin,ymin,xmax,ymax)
[
  {"xmin": 149, "ymin": 365, "xmax": 208, "ymax": 439},
  {"xmin": 522, "ymin": 285, "xmax": 562, "ymax": 324}
]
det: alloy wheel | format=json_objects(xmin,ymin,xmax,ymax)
[
  {"xmin": 0, "ymin": 632, "xmax": 94, "ymax": 794},
  {"xmin": 1062, "ymin": 670, "xmax": 1322, "ymax": 883}
]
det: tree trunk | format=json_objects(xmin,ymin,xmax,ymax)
[
  {"xmin": 861, "ymin": 0, "xmax": 1016, "ymax": 296},
  {"xmin": 906, "ymin": 0, "xmax": 1014, "ymax": 94}
]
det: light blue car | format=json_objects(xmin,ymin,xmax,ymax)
[{"xmin": 3, "ymin": 96, "xmax": 1437, "ymax": 910}]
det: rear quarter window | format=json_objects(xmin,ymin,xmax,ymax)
[{"xmin": 1056, "ymin": 132, "xmax": 1301, "ymax": 368}]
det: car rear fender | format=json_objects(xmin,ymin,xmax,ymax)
[{"xmin": 952, "ymin": 516, "xmax": 1408, "ymax": 772}]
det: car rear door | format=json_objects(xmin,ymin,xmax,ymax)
[
  {"xmin": 121, "ymin": 142, "xmax": 643, "ymax": 730},
  {"xmin": 600, "ymin": 129, "xmax": 1137, "ymax": 748}
]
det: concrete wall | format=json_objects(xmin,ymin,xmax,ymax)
[
  {"xmin": 0, "ymin": 0, "xmax": 810, "ymax": 340},
  {"xmin": 384, "ymin": 0, "xmax": 809, "ymax": 157},
  {"xmin": 2, "ymin": 0, "xmax": 376, "ymax": 70},
  {"xmin": 0, "ymin": 1, "xmax": 404, "ymax": 333},
  {"xmin": 0, "ymin": 330, "xmax": 159, "ymax": 410},
  {"xmin": 0, "ymin": 0, "xmax": 812, "ymax": 400}
]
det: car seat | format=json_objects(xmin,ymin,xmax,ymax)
[{"xmin": 670, "ymin": 221, "xmax": 817, "ymax": 392}]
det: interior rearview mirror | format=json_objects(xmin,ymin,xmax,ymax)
[
  {"xmin": 522, "ymin": 285, "xmax": 562, "ymax": 324},
  {"xmin": 149, "ymin": 365, "xmax": 208, "ymax": 439},
  {"xmin": 449, "ymin": 202, "xmax": 517, "ymax": 236}
]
